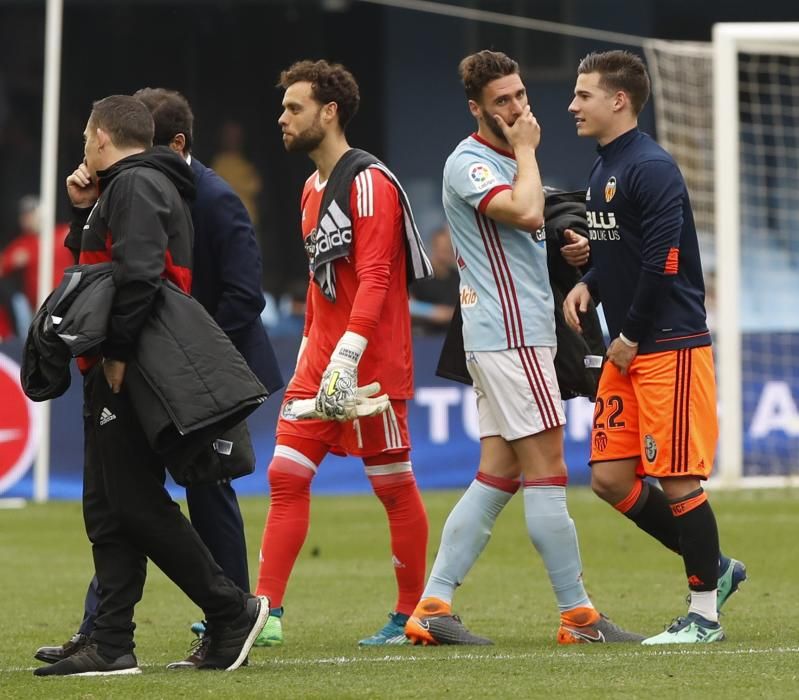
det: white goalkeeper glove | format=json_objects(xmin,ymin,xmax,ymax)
[
  {"xmin": 281, "ymin": 382, "xmax": 390, "ymax": 421},
  {"xmin": 317, "ymin": 331, "xmax": 384, "ymax": 421}
]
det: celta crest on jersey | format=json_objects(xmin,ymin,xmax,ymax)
[
  {"xmin": 604, "ymin": 176, "xmax": 617, "ymax": 202},
  {"xmin": 304, "ymin": 229, "xmax": 317, "ymax": 262}
]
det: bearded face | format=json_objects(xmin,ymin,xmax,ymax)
[
  {"xmin": 279, "ymin": 81, "xmax": 329, "ymax": 154},
  {"xmin": 481, "ymin": 107, "xmax": 508, "ymax": 143},
  {"xmin": 284, "ymin": 108, "xmax": 326, "ymax": 153}
]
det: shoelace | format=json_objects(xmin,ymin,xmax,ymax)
[
  {"xmin": 666, "ymin": 616, "xmax": 689, "ymax": 632},
  {"xmin": 66, "ymin": 643, "xmax": 111, "ymax": 666},
  {"xmin": 186, "ymin": 635, "xmax": 211, "ymax": 657},
  {"xmin": 70, "ymin": 645, "xmax": 94, "ymax": 659},
  {"xmin": 69, "ymin": 641, "xmax": 105, "ymax": 658}
]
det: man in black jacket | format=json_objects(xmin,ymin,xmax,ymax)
[
  {"xmin": 33, "ymin": 95, "xmax": 268, "ymax": 677},
  {"xmin": 138, "ymin": 87, "xmax": 284, "ymax": 653},
  {"xmin": 35, "ymin": 89, "xmax": 284, "ymax": 669}
]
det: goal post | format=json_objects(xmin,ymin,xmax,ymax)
[
  {"xmin": 713, "ymin": 24, "xmax": 744, "ymax": 489},
  {"xmin": 646, "ymin": 23, "xmax": 799, "ymax": 488},
  {"xmin": 713, "ymin": 23, "xmax": 799, "ymax": 488}
]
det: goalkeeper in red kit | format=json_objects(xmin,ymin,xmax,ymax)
[{"xmin": 253, "ymin": 59, "xmax": 433, "ymax": 647}]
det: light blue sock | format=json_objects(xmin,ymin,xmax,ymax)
[
  {"xmin": 423, "ymin": 480, "xmax": 514, "ymax": 603},
  {"xmin": 523, "ymin": 486, "xmax": 592, "ymax": 612}
]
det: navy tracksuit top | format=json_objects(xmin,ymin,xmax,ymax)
[{"xmin": 581, "ymin": 128, "xmax": 711, "ymax": 355}]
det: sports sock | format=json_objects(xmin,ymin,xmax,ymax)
[
  {"xmin": 255, "ymin": 451, "xmax": 316, "ymax": 607},
  {"xmin": 366, "ymin": 463, "xmax": 429, "ymax": 616},
  {"xmin": 614, "ymin": 479, "xmax": 682, "ymax": 554},
  {"xmin": 670, "ymin": 488, "xmax": 720, "ymax": 622},
  {"xmin": 688, "ymin": 590, "xmax": 717, "ymax": 621},
  {"xmin": 422, "ymin": 473, "xmax": 518, "ymax": 604},
  {"xmin": 523, "ymin": 480, "xmax": 593, "ymax": 613}
]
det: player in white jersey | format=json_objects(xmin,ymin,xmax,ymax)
[
  {"xmin": 443, "ymin": 129, "xmax": 556, "ymax": 353},
  {"xmin": 405, "ymin": 50, "xmax": 643, "ymax": 646}
]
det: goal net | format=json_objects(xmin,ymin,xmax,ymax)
[{"xmin": 645, "ymin": 24, "xmax": 799, "ymax": 487}]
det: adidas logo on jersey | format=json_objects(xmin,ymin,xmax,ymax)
[
  {"xmin": 314, "ymin": 224, "xmax": 352, "ymax": 253},
  {"xmin": 99, "ymin": 407, "xmax": 117, "ymax": 426},
  {"xmin": 316, "ymin": 200, "xmax": 352, "ymax": 253}
]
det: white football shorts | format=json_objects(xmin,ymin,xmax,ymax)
[{"xmin": 466, "ymin": 346, "xmax": 566, "ymax": 441}]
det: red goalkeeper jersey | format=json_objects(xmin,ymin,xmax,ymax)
[{"xmin": 286, "ymin": 167, "xmax": 414, "ymax": 400}]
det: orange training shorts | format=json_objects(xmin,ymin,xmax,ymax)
[{"xmin": 589, "ymin": 346, "xmax": 718, "ymax": 479}]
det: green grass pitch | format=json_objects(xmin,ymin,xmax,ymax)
[{"xmin": 1, "ymin": 487, "xmax": 797, "ymax": 698}]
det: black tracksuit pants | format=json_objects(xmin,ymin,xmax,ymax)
[
  {"xmin": 78, "ymin": 480, "xmax": 251, "ymax": 636},
  {"xmin": 81, "ymin": 365, "xmax": 247, "ymax": 655}
]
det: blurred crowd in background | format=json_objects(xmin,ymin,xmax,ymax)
[
  {"xmin": 0, "ymin": 184, "xmax": 461, "ymax": 344},
  {"xmin": 2, "ymin": 0, "xmax": 796, "ymax": 343}
]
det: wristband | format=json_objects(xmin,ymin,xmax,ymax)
[
  {"xmin": 331, "ymin": 330, "xmax": 367, "ymax": 368},
  {"xmin": 618, "ymin": 332, "xmax": 639, "ymax": 348}
]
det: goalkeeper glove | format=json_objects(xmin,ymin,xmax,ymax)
[
  {"xmin": 316, "ymin": 331, "xmax": 390, "ymax": 421},
  {"xmin": 282, "ymin": 382, "xmax": 390, "ymax": 421}
]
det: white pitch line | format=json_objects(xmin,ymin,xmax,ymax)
[
  {"xmin": 5, "ymin": 646, "xmax": 799, "ymax": 674},
  {"xmin": 245, "ymin": 646, "xmax": 799, "ymax": 666}
]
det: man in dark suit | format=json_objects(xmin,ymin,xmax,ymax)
[{"xmin": 34, "ymin": 88, "xmax": 283, "ymax": 668}]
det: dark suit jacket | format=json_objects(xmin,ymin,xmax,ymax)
[{"xmin": 189, "ymin": 157, "xmax": 283, "ymax": 395}]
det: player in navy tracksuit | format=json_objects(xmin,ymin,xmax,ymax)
[{"xmin": 564, "ymin": 51, "xmax": 746, "ymax": 644}]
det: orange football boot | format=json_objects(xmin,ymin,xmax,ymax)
[
  {"xmin": 405, "ymin": 597, "xmax": 492, "ymax": 646},
  {"xmin": 557, "ymin": 606, "xmax": 644, "ymax": 644}
]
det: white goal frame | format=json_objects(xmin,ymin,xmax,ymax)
[{"xmin": 713, "ymin": 23, "xmax": 799, "ymax": 488}]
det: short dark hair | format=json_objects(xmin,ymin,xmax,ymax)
[
  {"xmin": 459, "ymin": 50, "xmax": 520, "ymax": 101},
  {"xmin": 277, "ymin": 59, "xmax": 360, "ymax": 130},
  {"xmin": 89, "ymin": 95, "xmax": 154, "ymax": 149},
  {"xmin": 133, "ymin": 88, "xmax": 194, "ymax": 152},
  {"xmin": 577, "ymin": 50, "xmax": 651, "ymax": 115}
]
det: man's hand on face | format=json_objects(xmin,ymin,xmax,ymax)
[
  {"xmin": 494, "ymin": 105, "xmax": 541, "ymax": 152},
  {"xmin": 66, "ymin": 162, "xmax": 98, "ymax": 208}
]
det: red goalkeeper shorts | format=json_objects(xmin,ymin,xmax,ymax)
[{"xmin": 276, "ymin": 399, "xmax": 410, "ymax": 458}]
